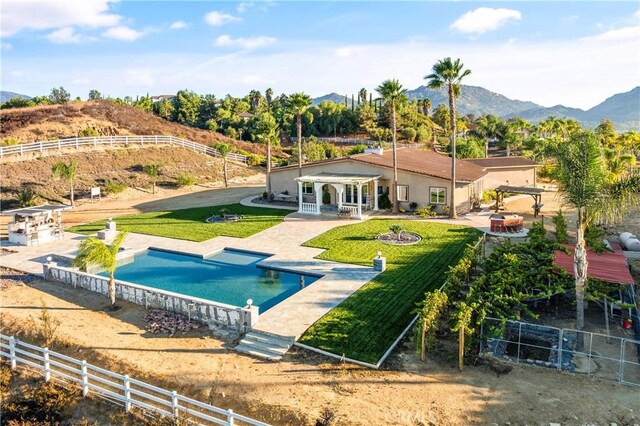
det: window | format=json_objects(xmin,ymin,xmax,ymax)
[
  {"xmin": 430, "ymin": 187, "xmax": 446, "ymax": 204},
  {"xmin": 396, "ymin": 185, "xmax": 409, "ymax": 202},
  {"xmin": 302, "ymin": 182, "xmax": 313, "ymax": 194}
]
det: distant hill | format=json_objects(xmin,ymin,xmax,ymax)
[
  {"xmin": 313, "ymin": 85, "xmax": 640, "ymax": 131},
  {"xmin": 1, "ymin": 91, "xmax": 31, "ymax": 103}
]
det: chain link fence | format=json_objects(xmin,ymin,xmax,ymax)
[{"xmin": 479, "ymin": 318, "xmax": 640, "ymax": 387}]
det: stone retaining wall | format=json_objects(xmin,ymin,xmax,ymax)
[{"xmin": 43, "ymin": 263, "xmax": 259, "ymax": 335}]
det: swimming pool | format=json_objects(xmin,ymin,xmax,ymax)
[{"xmin": 98, "ymin": 249, "xmax": 319, "ymax": 313}]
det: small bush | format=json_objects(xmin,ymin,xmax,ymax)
[
  {"xmin": 1, "ymin": 137, "xmax": 19, "ymax": 147},
  {"xmin": 103, "ymin": 180, "xmax": 127, "ymax": 195},
  {"xmin": 552, "ymin": 210, "xmax": 568, "ymax": 243},
  {"xmin": 585, "ymin": 225, "xmax": 608, "ymax": 253},
  {"xmin": 2, "ymin": 380, "xmax": 79, "ymax": 424},
  {"xmin": 409, "ymin": 201, "xmax": 419, "ymax": 210},
  {"xmin": 378, "ymin": 191, "xmax": 391, "ymax": 209},
  {"xmin": 322, "ymin": 191, "xmax": 331, "ymax": 204},
  {"xmin": 218, "ymin": 208, "xmax": 229, "ymax": 218},
  {"xmin": 481, "ymin": 190, "xmax": 497, "ymax": 202},
  {"xmin": 415, "ymin": 205, "xmax": 436, "ymax": 218},
  {"xmin": 246, "ymin": 153, "xmax": 262, "ymax": 166},
  {"xmin": 27, "ymin": 298, "xmax": 61, "ymax": 347},
  {"xmin": 15, "ymin": 188, "xmax": 39, "ymax": 207},
  {"xmin": 268, "ymin": 192, "xmax": 275, "ymax": 202},
  {"xmin": 262, "ymin": 191, "xmax": 269, "ymax": 200},
  {"xmin": 176, "ymin": 172, "xmax": 197, "ymax": 187},
  {"xmin": 401, "ymin": 127, "xmax": 417, "ymax": 142},
  {"xmin": 78, "ymin": 127, "xmax": 99, "ymax": 137},
  {"xmin": 389, "ymin": 224, "xmax": 403, "ymax": 235},
  {"xmin": 346, "ymin": 144, "xmax": 367, "ymax": 155}
]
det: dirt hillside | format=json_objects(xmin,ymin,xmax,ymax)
[
  {"xmin": 0, "ymin": 147, "xmax": 260, "ymax": 208},
  {"xmin": 0, "ymin": 101, "xmax": 269, "ymax": 155}
]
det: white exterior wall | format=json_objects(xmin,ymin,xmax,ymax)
[{"xmin": 483, "ymin": 167, "xmax": 537, "ymax": 189}]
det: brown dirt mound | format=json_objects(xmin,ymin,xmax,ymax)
[
  {"xmin": 0, "ymin": 101, "xmax": 273, "ymax": 156},
  {"xmin": 0, "ymin": 146, "xmax": 258, "ymax": 207}
]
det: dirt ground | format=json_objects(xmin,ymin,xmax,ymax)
[{"xmin": 1, "ymin": 271, "xmax": 638, "ymax": 426}]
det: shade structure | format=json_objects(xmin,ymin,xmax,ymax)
[{"xmin": 554, "ymin": 243, "xmax": 634, "ymax": 285}]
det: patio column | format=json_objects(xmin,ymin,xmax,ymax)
[
  {"xmin": 356, "ymin": 183, "xmax": 363, "ymax": 219},
  {"xmin": 373, "ymin": 180, "xmax": 379, "ymax": 211},
  {"xmin": 297, "ymin": 180, "xmax": 303, "ymax": 214},
  {"xmin": 314, "ymin": 182, "xmax": 323, "ymax": 215}
]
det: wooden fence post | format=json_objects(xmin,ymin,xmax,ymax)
[
  {"xmin": 458, "ymin": 327, "xmax": 464, "ymax": 372},
  {"xmin": 9, "ymin": 336, "xmax": 16, "ymax": 369},
  {"xmin": 43, "ymin": 347, "xmax": 51, "ymax": 382},
  {"xmin": 124, "ymin": 375, "xmax": 132, "ymax": 412},
  {"xmin": 227, "ymin": 408, "xmax": 235, "ymax": 426},
  {"xmin": 81, "ymin": 360, "xmax": 89, "ymax": 396}
]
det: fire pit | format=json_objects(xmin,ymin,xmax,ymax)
[{"xmin": 490, "ymin": 213, "xmax": 524, "ymax": 233}]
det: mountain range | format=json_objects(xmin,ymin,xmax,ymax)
[
  {"xmin": 0, "ymin": 91, "xmax": 31, "ymax": 103},
  {"xmin": 313, "ymin": 86, "xmax": 640, "ymax": 131}
]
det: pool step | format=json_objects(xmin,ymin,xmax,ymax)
[{"xmin": 235, "ymin": 331, "xmax": 294, "ymax": 361}]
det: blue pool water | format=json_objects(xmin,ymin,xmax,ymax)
[{"xmin": 99, "ymin": 249, "xmax": 319, "ymax": 312}]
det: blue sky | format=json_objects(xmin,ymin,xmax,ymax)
[{"xmin": 2, "ymin": 1, "xmax": 639, "ymax": 109}]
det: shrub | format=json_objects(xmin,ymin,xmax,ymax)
[
  {"xmin": 346, "ymin": 144, "xmax": 367, "ymax": 155},
  {"xmin": 378, "ymin": 191, "xmax": 391, "ymax": 209},
  {"xmin": 78, "ymin": 127, "xmax": 99, "ymax": 137},
  {"xmin": 585, "ymin": 225, "xmax": 608, "ymax": 253},
  {"xmin": 552, "ymin": 210, "xmax": 568, "ymax": 243},
  {"xmin": 389, "ymin": 224, "xmax": 403, "ymax": 235},
  {"xmin": 401, "ymin": 127, "xmax": 417, "ymax": 142},
  {"xmin": 176, "ymin": 172, "xmax": 196, "ymax": 187},
  {"xmin": 415, "ymin": 125, "xmax": 432, "ymax": 143},
  {"xmin": 218, "ymin": 208, "xmax": 229, "ymax": 218},
  {"xmin": 246, "ymin": 153, "xmax": 262, "ymax": 166},
  {"xmin": 27, "ymin": 299, "xmax": 61, "ymax": 347},
  {"xmin": 481, "ymin": 190, "xmax": 497, "ymax": 202},
  {"xmin": 15, "ymin": 188, "xmax": 39, "ymax": 207},
  {"xmin": 2, "ymin": 380, "xmax": 79, "ymax": 424},
  {"xmin": 268, "ymin": 192, "xmax": 275, "ymax": 202},
  {"xmin": 409, "ymin": 201, "xmax": 419, "ymax": 210},
  {"xmin": 322, "ymin": 191, "xmax": 331, "ymax": 204},
  {"xmin": 103, "ymin": 179, "xmax": 127, "ymax": 195},
  {"xmin": 415, "ymin": 205, "xmax": 436, "ymax": 218},
  {"xmin": 262, "ymin": 191, "xmax": 269, "ymax": 200},
  {"xmin": 1, "ymin": 137, "xmax": 19, "ymax": 147}
]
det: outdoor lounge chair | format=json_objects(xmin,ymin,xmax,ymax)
[{"xmin": 337, "ymin": 209, "xmax": 352, "ymax": 219}]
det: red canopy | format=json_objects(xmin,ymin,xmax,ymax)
[{"xmin": 554, "ymin": 243, "xmax": 634, "ymax": 285}]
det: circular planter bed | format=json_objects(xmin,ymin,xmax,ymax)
[
  {"xmin": 205, "ymin": 215, "xmax": 242, "ymax": 223},
  {"xmin": 377, "ymin": 231, "xmax": 422, "ymax": 245}
]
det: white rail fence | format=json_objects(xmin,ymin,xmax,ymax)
[
  {"xmin": 0, "ymin": 334, "xmax": 270, "ymax": 425},
  {"xmin": 0, "ymin": 135, "xmax": 248, "ymax": 164},
  {"xmin": 299, "ymin": 202, "xmax": 317, "ymax": 214}
]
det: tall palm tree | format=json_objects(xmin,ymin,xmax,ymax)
[
  {"xmin": 287, "ymin": 92, "xmax": 313, "ymax": 177},
  {"xmin": 73, "ymin": 231, "xmax": 129, "ymax": 308},
  {"xmin": 52, "ymin": 160, "xmax": 78, "ymax": 206},
  {"xmin": 475, "ymin": 115, "xmax": 504, "ymax": 157},
  {"xmin": 376, "ymin": 79, "xmax": 407, "ymax": 214},
  {"xmin": 142, "ymin": 164, "xmax": 162, "ymax": 194},
  {"xmin": 425, "ymin": 58, "xmax": 472, "ymax": 219},
  {"xmin": 554, "ymin": 132, "xmax": 640, "ymax": 330},
  {"xmin": 214, "ymin": 143, "xmax": 231, "ymax": 187}
]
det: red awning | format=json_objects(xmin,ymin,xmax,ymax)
[{"xmin": 554, "ymin": 243, "xmax": 634, "ymax": 285}]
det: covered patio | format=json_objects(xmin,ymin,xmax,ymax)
[{"xmin": 296, "ymin": 172, "xmax": 383, "ymax": 219}]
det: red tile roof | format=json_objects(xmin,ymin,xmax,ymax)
[
  {"xmin": 351, "ymin": 148, "xmax": 487, "ymax": 182},
  {"xmin": 465, "ymin": 157, "xmax": 539, "ymax": 168}
]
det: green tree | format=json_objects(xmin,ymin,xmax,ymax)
[
  {"xmin": 595, "ymin": 119, "xmax": 617, "ymax": 147},
  {"xmin": 51, "ymin": 160, "xmax": 78, "ymax": 206},
  {"xmin": 287, "ymin": 93, "xmax": 313, "ymax": 176},
  {"xmin": 15, "ymin": 188, "xmax": 39, "ymax": 207},
  {"xmin": 553, "ymin": 132, "xmax": 640, "ymax": 330},
  {"xmin": 143, "ymin": 164, "xmax": 162, "ymax": 194},
  {"xmin": 49, "ymin": 86, "xmax": 71, "ymax": 104},
  {"xmin": 172, "ymin": 89, "xmax": 202, "ymax": 126},
  {"xmin": 425, "ymin": 57, "xmax": 472, "ymax": 219},
  {"xmin": 252, "ymin": 112, "xmax": 279, "ymax": 194},
  {"xmin": 376, "ymin": 79, "xmax": 407, "ymax": 214},
  {"xmin": 214, "ymin": 143, "xmax": 232, "ymax": 187},
  {"xmin": 73, "ymin": 231, "xmax": 128, "ymax": 307},
  {"xmin": 474, "ymin": 115, "xmax": 504, "ymax": 157},
  {"xmin": 1, "ymin": 97, "xmax": 33, "ymax": 109},
  {"xmin": 456, "ymin": 137, "xmax": 485, "ymax": 158},
  {"xmin": 88, "ymin": 89, "xmax": 103, "ymax": 100}
]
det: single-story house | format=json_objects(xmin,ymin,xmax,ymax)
[
  {"xmin": 465, "ymin": 157, "xmax": 540, "ymax": 189},
  {"xmin": 269, "ymin": 147, "xmax": 488, "ymax": 218}
]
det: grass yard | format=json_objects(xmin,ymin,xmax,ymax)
[
  {"xmin": 68, "ymin": 204, "xmax": 290, "ymax": 242},
  {"xmin": 298, "ymin": 219, "xmax": 481, "ymax": 364}
]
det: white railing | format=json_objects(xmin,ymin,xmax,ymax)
[
  {"xmin": 0, "ymin": 334, "xmax": 270, "ymax": 425},
  {"xmin": 0, "ymin": 135, "xmax": 248, "ymax": 164},
  {"xmin": 299, "ymin": 202, "xmax": 317, "ymax": 214}
]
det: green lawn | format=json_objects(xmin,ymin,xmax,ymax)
[
  {"xmin": 299, "ymin": 219, "xmax": 481, "ymax": 364},
  {"xmin": 68, "ymin": 204, "xmax": 290, "ymax": 242}
]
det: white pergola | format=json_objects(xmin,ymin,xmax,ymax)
[{"xmin": 295, "ymin": 172, "xmax": 382, "ymax": 219}]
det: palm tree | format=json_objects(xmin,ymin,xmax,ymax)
[
  {"xmin": 425, "ymin": 58, "xmax": 472, "ymax": 219},
  {"xmin": 214, "ymin": 143, "xmax": 231, "ymax": 187},
  {"xmin": 253, "ymin": 112, "xmax": 279, "ymax": 194},
  {"xmin": 554, "ymin": 132, "xmax": 640, "ymax": 331},
  {"xmin": 358, "ymin": 88, "xmax": 368, "ymax": 105},
  {"xmin": 287, "ymin": 92, "xmax": 313, "ymax": 177},
  {"xmin": 16, "ymin": 188, "xmax": 39, "ymax": 207},
  {"xmin": 52, "ymin": 160, "xmax": 78, "ymax": 206},
  {"xmin": 142, "ymin": 164, "xmax": 162, "ymax": 194},
  {"xmin": 475, "ymin": 115, "xmax": 504, "ymax": 157},
  {"xmin": 73, "ymin": 231, "xmax": 129, "ymax": 308},
  {"xmin": 376, "ymin": 79, "xmax": 407, "ymax": 214}
]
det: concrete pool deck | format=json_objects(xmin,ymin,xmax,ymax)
[{"xmin": 0, "ymin": 212, "xmax": 380, "ymax": 340}]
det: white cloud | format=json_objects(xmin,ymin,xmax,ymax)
[
  {"xmin": 215, "ymin": 35, "xmax": 276, "ymax": 50},
  {"xmin": 1, "ymin": 43, "xmax": 12, "ymax": 50},
  {"xmin": 582, "ymin": 25, "xmax": 640, "ymax": 42},
  {"xmin": 46, "ymin": 27, "xmax": 83, "ymax": 44},
  {"xmin": 335, "ymin": 47, "xmax": 353, "ymax": 58},
  {"xmin": 204, "ymin": 11, "xmax": 241, "ymax": 26},
  {"xmin": 450, "ymin": 7, "xmax": 522, "ymax": 35},
  {"xmin": 124, "ymin": 69, "xmax": 154, "ymax": 87},
  {"xmin": 169, "ymin": 21, "xmax": 190, "ymax": 30},
  {"xmin": 236, "ymin": 2, "xmax": 254, "ymax": 13},
  {"xmin": 102, "ymin": 26, "xmax": 145, "ymax": 41},
  {"xmin": 1, "ymin": 0, "xmax": 121, "ymax": 37}
]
